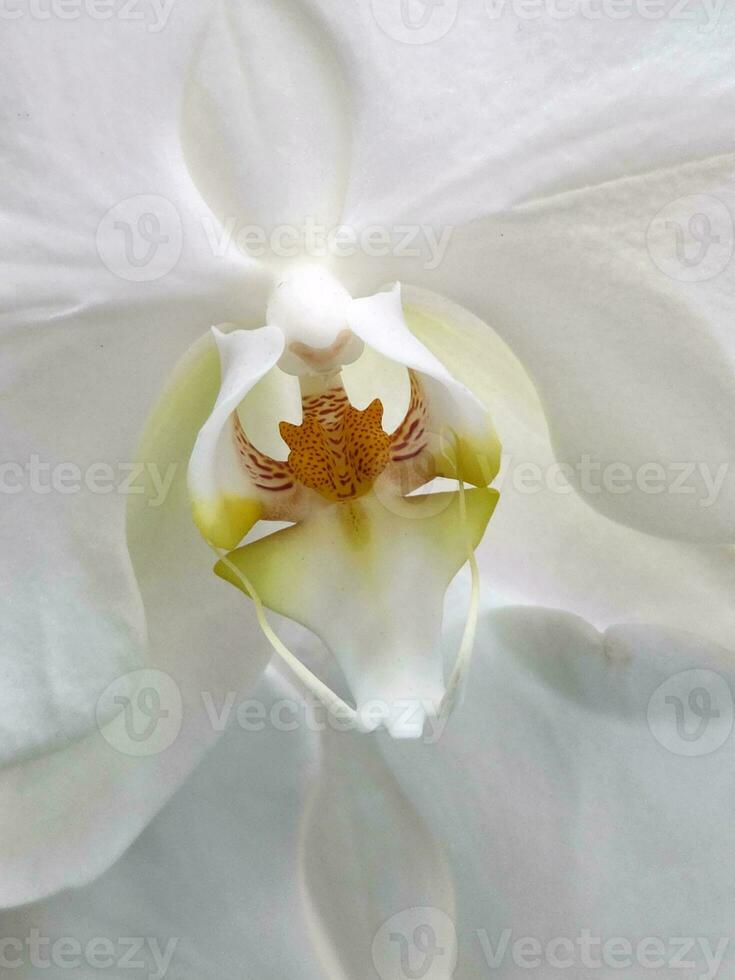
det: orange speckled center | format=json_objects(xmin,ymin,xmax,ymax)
[{"xmin": 279, "ymin": 386, "xmax": 391, "ymax": 501}]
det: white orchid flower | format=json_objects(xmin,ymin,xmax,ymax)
[{"xmin": 2, "ymin": 4, "xmax": 734, "ymax": 973}]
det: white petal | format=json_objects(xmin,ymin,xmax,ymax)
[
  {"xmin": 401, "ymin": 288, "xmax": 735, "ymax": 651},
  {"xmin": 181, "ymin": 0, "xmax": 349, "ymax": 253},
  {"xmin": 0, "ymin": 331, "xmax": 271, "ymax": 907},
  {"xmin": 348, "ymin": 284, "xmax": 480, "ymax": 419},
  {"xmin": 2, "ymin": 6, "xmax": 272, "ymax": 763},
  {"xmin": 302, "ymin": 722, "xmax": 455, "ymax": 979},
  {"xmin": 3, "ymin": 5, "xmax": 269, "ymax": 329},
  {"xmin": 414, "ymin": 163, "xmax": 735, "ymax": 543},
  {"xmin": 0, "ymin": 301, "xmax": 248, "ymax": 767},
  {"xmin": 348, "ymin": 284, "xmax": 501, "ymax": 486},
  {"xmin": 374, "ymin": 605, "xmax": 735, "ymax": 977},
  {"xmin": 187, "ymin": 325, "xmax": 286, "ymax": 548},
  {"xmin": 318, "ymin": 3, "xmax": 735, "ymax": 227},
  {"xmin": 313, "ymin": 6, "xmax": 735, "ymax": 544},
  {"xmin": 0, "ymin": 669, "xmax": 328, "ymax": 979}
]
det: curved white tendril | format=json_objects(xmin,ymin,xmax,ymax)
[{"xmin": 438, "ymin": 474, "xmax": 481, "ymax": 722}]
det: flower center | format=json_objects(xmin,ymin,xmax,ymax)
[
  {"xmin": 279, "ymin": 382, "xmax": 392, "ymax": 501},
  {"xmin": 231, "ymin": 366, "xmax": 433, "ymax": 509}
]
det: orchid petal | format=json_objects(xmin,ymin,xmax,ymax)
[
  {"xmin": 325, "ymin": 3, "xmax": 735, "ymax": 227},
  {"xmin": 216, "ymin": 489, "xmax": 497, "ymax": 736},
  {"xmin": 187, "ymin": 325, "xmax": 286, "ymax": 549},
  {"xmin": 0, "ymin": 669, "xmax": 328, "ymax": 979},
  {"xmin": 370, "ymin": 605, "xmax": 735, "ymax": 977},
  {"xmin": 1, "ymin": 4, "xmax": 274, "ymax": 766},
  {"xmin": 418, "ymin": 166, "xmax": 735, "ymax": 543},
  {"xmin": 181, "ymin": 0, "xmax": 350, "ymax": 256},
  {"xmin": 348, "ymin": 284, "xmax": 501, "ymax": 487},
  {"xmin": 302, "ymin": 723, "xmax": 455, "ymax": 979},
  {"xmin": 401, "ymin": 287, "xmax": 735, "ymax": 650},
  {"xmin": 317, "ymin": 3, "xmax": 735, "ymax": 543},
  {"xmin": 0, "ymin": 333, "xmax": 271, "ymax": 907},
  {"xmin": 0, "ymin": 295, "xmax": 266, "ymax": 770}
]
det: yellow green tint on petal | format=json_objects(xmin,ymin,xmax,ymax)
[
  {"xmin": 433, "ymin": 428, "xmax": 502, "ymax": 487},
  {"xmin": 128, "ymin": 334, "xmax": 264, "ymax": 552},
  {"xmin": 214, "ymin": 487, "xmax": 498, "ymax": 627},
  {"xmin": 128, "ymin": 334, "xmax": 220, "ymax": 539},
  {"xmin": 191, "ymin": 494, "xmax": 263, "ymax": 551},
  {"xmin": 404, "ymin": 306, "xmax": 503, "ymax": 487}
]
